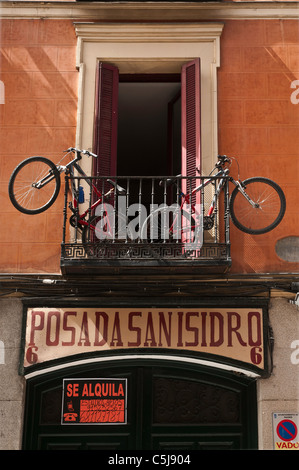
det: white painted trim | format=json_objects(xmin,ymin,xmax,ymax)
[
  {"xmin": 74, "ymin": 23, "xmax": 224, "ymax": 44},
  {"xmin": 24, "ymin": 353, "xmax": 261, "ymax": 379},
  {"xmin": 0, "ymin": 2, "xmax": 299, "ymax": 20}
]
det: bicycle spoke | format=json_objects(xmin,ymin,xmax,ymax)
[
  {"xmin": 246, "ymin": 186, "xmax": 280, "ymax": 227},
  {"xmin": 14, "ymin": 178, "xmax": 56, "ymax": 210}
]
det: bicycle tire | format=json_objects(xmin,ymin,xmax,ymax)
[
  {"xmin": 8, "ymin": 156, "xmax": 61, "ymax": 215},
  {"xmin": 140, "ymin": 207, "xmax": 199, "ymax": 244},
  {"xmin": 81, "ymin": 213, "xmax": 133, "ymax": 257},
  {"xmin": 230, "ymin": 177, "xmax": 286, "ymax": 235}
]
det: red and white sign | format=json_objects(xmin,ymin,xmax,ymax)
[
  {"xmin": 62, "ymin": 378, "xmax": 127, "ymax": 425},
  {"xmin": 23, "ymin": 307, "xmax": 265, "ymax": 370},
  {"xmin": 273, "ymin": 413, "xmax": 299, "ymax": 450}
]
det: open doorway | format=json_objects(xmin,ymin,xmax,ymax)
[
  {"xmin": 117, "ymin": 76, "xmax": 181, "ymax": 178},
  {"xmin": 92, "ymin": 62, "xmax": 201, "ymax": 221},
  {"xmin": 93, "ymin": 62, "xmax": 201, "ymax": 184}
]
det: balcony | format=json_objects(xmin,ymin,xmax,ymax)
[{"xmin": 60, "ymin": 174, "xmax": 231, "ymax": 275}]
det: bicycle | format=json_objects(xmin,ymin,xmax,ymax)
[
  {"xmin": 8, "ymin": 147, "xmax": 131, "ymax": 243},
  {"xmin": 140, "ymin": 155, "xmax": 286, "ymax": 242}
]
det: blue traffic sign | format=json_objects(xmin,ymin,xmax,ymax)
[{"xmin": 276, "ymin": 420, "xmax": 298, "ymax": 441}]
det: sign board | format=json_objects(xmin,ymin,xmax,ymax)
[
  {"xmin": 273, "ymin": 413, "xmax": 299, "ymax": 450},
  {"xmin": 23, "ymin": 307, "xmax": 266, "ymax": 372},
  {"xmin": 62, "ymin": 378, "xmax": 127, "ymax": 425}
]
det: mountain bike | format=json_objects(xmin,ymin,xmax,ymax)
[
  {"xmin": 140, "ymin": 155, "xmax": 286, "ymax": 242},
  {"xmin": 8, "ymin": 147, "xmax": 130, "ymax": 242}
]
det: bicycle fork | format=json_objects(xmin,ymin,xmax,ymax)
[
  {"xmin": 233, "ymin": 180, "xmax": 260, "ymax": 208},
  {"xmin": 32, "ymin": 170, "xmax": 57, "ymax": 189},
  {"xmin": 207, "ymin": 175, "xmax": 227, "ymax": 217}
]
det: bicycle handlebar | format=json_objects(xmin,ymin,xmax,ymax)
[
  {"xmin": 159, "ymin": 156, "xmax": 232, "ymax": 186},
  {"xmin": 217, "ymin": 155, "xmax": 231, "ymax": 163},
  {"xmin": 65, "ymin": 147, "xmax": 98, "ymax": 158},
  {"xmin": 216, "ymin": 155, "xmax": 232, "ymax": 168}
]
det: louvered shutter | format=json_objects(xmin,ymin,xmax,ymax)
[
  {"xmin": 181, "ymin": 58, "xmax": 201, "ymax": 205},
  {"xmin": 93, "ymin": 62, "xmax": 119, "ymax": 179},
  {"xmin": 181, "ymin": 59, "xmax": 202, "ymax": 247}
]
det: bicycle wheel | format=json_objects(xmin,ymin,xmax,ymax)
[
  {"xmin": 81, "ymin": 213, "xmax": 133, "ymax": 257},
  {"xmin": 140, "ymin": 207, "xmax": 199, "ymax": 245},
  {"xmin": 230, "ymin": 177, "xmax": 286, "ymax": 234},
  {"xmin": 8, "ymin": 156, "xmax": 61, "ymax": 214}
]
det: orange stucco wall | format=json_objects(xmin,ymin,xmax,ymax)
[
  {"xmin": 0, "ymin": 17, "xmax": 298, "ymax": 274},
  {"xmin": 0, "ymin": 19, "xmax": 77, "ymax": 273},
  {"xmin": 218, "ymin": 19, "xmax": 299, "ymax": 273}
]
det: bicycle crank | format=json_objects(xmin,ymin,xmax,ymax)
[
  {"xmin": 69, "ymin": 214, "xmax": 82, "ymax": 231},
  {"xmin": 203, "ymin": 215, "xmax": 214, "ymax": 230}
]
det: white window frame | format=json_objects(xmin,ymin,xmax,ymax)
[{"xmin": 74, "ymin": 23, "xmax": 224, "ymax": 176}]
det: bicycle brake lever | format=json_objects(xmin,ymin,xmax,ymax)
[{"xmin": 82, "ymin": 149, "xmax": 98, "ymax": 158}]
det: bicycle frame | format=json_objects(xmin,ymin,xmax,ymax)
[
  {"xmin": 63, "ymin": 151, "xmax": 116, "ymax": 236},
  {"xmin": 167, "ymin": 166, "xmax": 230, "ymax": 238}
]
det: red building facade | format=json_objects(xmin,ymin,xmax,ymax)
[{"xmin": 0, "ymin": 1, "xmax": 298, "ymax": 451}]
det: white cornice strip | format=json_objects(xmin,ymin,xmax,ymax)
[
  {"xmin": 74, "ymin": 22, "xmax": 224, "ymax": 42},
  {"xmin": 0, "ymin": 1, "xmax": 299, "ymax": 20},
  {"xmin": 24, "ymin": 354, "xmax": 261, "ymax": 379}
]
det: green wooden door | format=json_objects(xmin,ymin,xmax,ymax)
[{"xmin": 23, "ymin": 359, "xmax": 258, "ymax": 450}]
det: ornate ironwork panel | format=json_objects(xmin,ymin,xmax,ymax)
[
  {"xmin": 153, "ymin": 377, "xmax": 240, "ymax": 424},
  {"xmin": 62, "ymin": 242, "xmax": 230, "ymax": 261},
  {"xmin": 60, "ymin": 174, "xmax": 231, "ymax": 269}
]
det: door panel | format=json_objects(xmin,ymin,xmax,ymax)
[
  {"xmin": 143, "ymin": 367, "xmax": 249, "ymax": 450},
  {"xmin": 152, "ymin": 434, "xmax": 241, "ymax": 450},
  {"xmin": 39, "ymin": 434, "xmax": 131, "ymax": 450}
]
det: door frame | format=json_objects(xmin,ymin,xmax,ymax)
[{"xmin": 22, "ymin": 354, "xmax": 258, "ymax": 450}]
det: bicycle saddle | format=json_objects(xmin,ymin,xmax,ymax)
[
  {"xmin": 159, "ymin": 175, "xmax": 182, "ymax": 187},
  {"xmin": 107, "ymin": 179, "xmax": 126, "ymax": 195}
]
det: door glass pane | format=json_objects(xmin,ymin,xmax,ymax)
[
  {"xmin": 153, "ymin": 377, "xmax": 240, "ymax": 424},
  {"xmin": 40, "ymin": 387, "xmax": 62, "ymax": 424}
]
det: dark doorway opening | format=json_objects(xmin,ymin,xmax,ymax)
[{"xmin": 117, "ymin": 74, "xmax": 181, "ymax": 178}]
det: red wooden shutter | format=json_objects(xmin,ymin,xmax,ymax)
[
  {"xmin": 93, "ymin": 62, "xmax": 119, "ymax": 178},
  {"xmin": 181, "ymin": 58, "xmax": 201, "ymax": 204},
  {"xmin": 181, "ymin": 59, "xmax": 202, "ymax": 248}
]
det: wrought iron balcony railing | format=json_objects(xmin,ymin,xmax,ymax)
[{"xmin": 60, "ymin": 174, "xmax": 231, "ymax": 274}]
